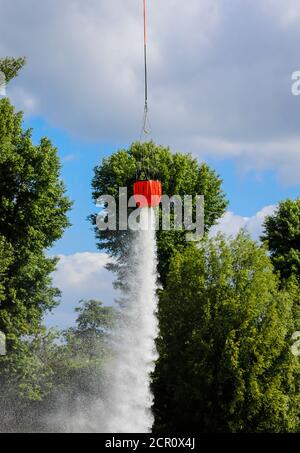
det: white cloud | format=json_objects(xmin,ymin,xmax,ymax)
[
  {"xmin": 210, "ymin": 205, "xmax": 276, "ymax": 240},
  {"xmin": 47, "ymin": 252, "xmax": 116, "ymax": 329},
  {"xmin": 9, "ymin": 86, "xmax": 38, "ymax": 115},
  {"xmin": 0, "ymin": 0, "xmax": 220, "ymax": 142},
  {"xmin": 261, "ymin": 0, "xmax": 300, "ymax": 26},
  {"xmin": 61, "ymin": 154, "xmax": 78, "ymax": 163},
  {"xmin": 1, "ymin": 0, "xmax": 299, "ymax": 182},
  {"xmin": 182, "ymin": 137, "xmax": 300, "ymax": 185}
]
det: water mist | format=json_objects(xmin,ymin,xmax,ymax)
[
  {"xmin": 103, "ymin": 207, "xmax": 159, "ymax": 433},
  {"xmin": 47, "ymin": 207, "xmax": 159, "ymax": 433}
]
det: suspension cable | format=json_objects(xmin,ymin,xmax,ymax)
[{"xmin": 140, "ymin": 0, "xmax": 151, "ymax": 139}]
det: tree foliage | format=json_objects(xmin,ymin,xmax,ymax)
[
  {"xmin": 153, "ymin": 234, "xmax": 300, "ymax": 432},
  {"xmin": 0, "ymin": 94, "xmax": 71, "ymax": 348},
  {"xmin": 62, "ymin": 299, "xmax": 115, "ymax": 373},
  {"xmin": 0, "ymin": 300, "xmax": 114, "ymax": 432},
  {"xmin": 0, "ymin": 236, "xmax": 12, "ymax": 303},
  {"xmin": 261, "ymin": 198, "xmax": 300, "ymax": 283},
  {"xmin": 91, "ymin": 141, "xmax": 228, "ymax": 285},
  {"xmin": 0, "ymin": 57, "xmax": 26, "ymax": 84}
]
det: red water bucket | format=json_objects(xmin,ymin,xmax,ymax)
[{"xmin": 133, "ymin": 180, "xmax": 162, "ymax": 208}]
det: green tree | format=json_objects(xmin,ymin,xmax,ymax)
[
  {"xmin": 0, "ymin": 57, "xmax": 26, "ymax": 84},
  {"xmin": 153, "ymin": 234, "xmax": 300, "ymax": 432},
  {"xmin": 261, "ymin": 198, "xmax": 300, "ymax": 283},
  {"xmin": 0, "ymin": 328, "xmax": 61, "ymax": 432},
  {"xmin": 0, "ymin": 235, "xmax": 12, "ymax": 303},
  {"xmin": 90, "ymin": 141, "xmax": 228, "ymax": 285},
  {"xmin": 0, "ymin": 61, "xmax": 72, "ymax": 349},
  {"xmin": 63, "ymin": 299, "xmax": 115, "ymax": 362},
  {"xmin": 0, "ymin": 300, "xmax": 115, "ymax": 432},
  {"xmin": 43, "ymin": 300, "xmax": 115, "ymax": 433},
  {"xmin": 0, "ymin": 58, "xmax": 71, "ymax": 431}
]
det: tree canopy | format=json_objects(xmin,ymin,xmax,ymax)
[
  {"xmin": 0, "ymin": 57, "xmax": 26, "ymax": 84},
  {"xmin": 0, "ymin": 81, "xmax": 71, "ymax": 349},
  {"xmin": 262, "ymin": 198, "xmax": 300, "ymax": 283},
  {"xmin": 0, "ymin": 300, "xmax": 114, "ymax": 432},
  {"xmin": 153, "ymin": 234, "xmax": 300, "ymax": 432},
  {"xmin": 91, "ymin": 141, "xmax": 228, "ymax": 285}
]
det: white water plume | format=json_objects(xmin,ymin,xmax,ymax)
[
  {"xmin": 48, "ymin": 207, "xmax": 159, "ymax": 433},
  {"xmin": 102, "ymin": 207, "xmax": 159, "ymax": 433}
]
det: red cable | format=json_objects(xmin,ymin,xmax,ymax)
[
  {"xmin": 140, "ymin": 0, "xmax": 150, "ymax": 139},
  {"xmin": 143, "ymin": 0, "xmax": 148, "ymax": 108},
  {"xmin": 144, "ymin": 0, "xmax": 147, "ymax": 46}
]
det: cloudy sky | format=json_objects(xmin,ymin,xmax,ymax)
[{"xmin": 1, "ymin": 0, "xmax": 299, "ymax": 327}]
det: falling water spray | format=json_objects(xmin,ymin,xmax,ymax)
[
  {"xmin": 51, "ymin": 207, "xmax": 160, "ymax": 433},
  {"xmin": 103, "ymin": 207, "xmax": 159, "ymax": 433}
]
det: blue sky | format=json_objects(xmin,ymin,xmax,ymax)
[
  {"xmin": 24, "ymin": 115, "xmax": 300, "ymax": 254},
  {"xmin": 1, "ymin": 0, "xmax": 300, "ymax": 327}
]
